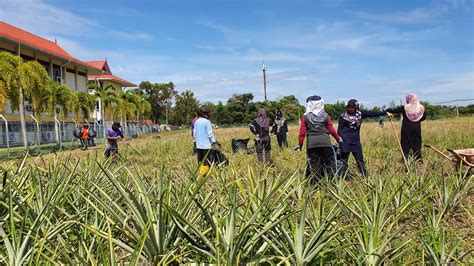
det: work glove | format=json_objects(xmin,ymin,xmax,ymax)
[{"xmin": 338, "ymin": 137, "xmax": 343, "ymax": 144}]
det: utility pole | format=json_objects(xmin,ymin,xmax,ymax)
[{"xmin": 262, "ymin": 62, "xmax": 267, "ymax": 102}]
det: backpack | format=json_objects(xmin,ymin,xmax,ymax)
[
  {"xmin": 73, "ymin": 128, "xmax": 82, "ymax": 139},
  {"xmin": 88, "ymin": 129, "xmax": 97, "ymax": 138},
  {"xmin": 231, "ymin": 138, "xmax": 250, "ymax": 153}
]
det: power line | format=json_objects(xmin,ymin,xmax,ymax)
[{"xmin": 432, "ymin": 99, "xmax": 474, "ymax": 105}]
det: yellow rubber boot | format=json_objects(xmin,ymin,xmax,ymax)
[{"xmin": 198, "ymin": 165, "xmax": 210, "ymax": 178}]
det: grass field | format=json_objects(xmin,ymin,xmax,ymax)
[{"xmin": 1, "ymin": 117, "xmax": 473, "ymax": 264}]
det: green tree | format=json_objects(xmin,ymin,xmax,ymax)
[
  {"xmin": 90, "ymin": 83, "xmax": 118, "ymax": 123},
  {"xmin": 0, "ymin": 51, "xmax": 51, "ymax": 147},
  {"xmin": 226, "ymin": 93, "xmax": 255, "ymax": 125},
  {"xmin": 140, "ymin": 81, "xmax": 176, "ymax": 124},
  {"xmin": 47, "ymin": 81, "xmax": 72, "ymax": 119},
  {"xmin": 71, "ymin": 91, "xmax": 97, "ymax": 121},
  {"xmin": 22, "ymin": 61, "xmax": 50, "ymax": 121},
  {"xmin": 171, "ymin": 90, "xmax": 199, "ymax": 126},
  {"xmin": 275, "ymin": 95, "xmax": 304, "ymax": 122},
  {"xmin": 46, "ymin": 81, "xmax": 72, "ymax": 145}
]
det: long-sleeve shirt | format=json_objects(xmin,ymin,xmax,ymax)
[
  {"xmin": 106, "ymin": 128, "xmax": 124, "ymax": 149},
  {"xmin": 193, "ymin": 117, "xmax": 216, "ymax": 149},
  {"xmin": 337, "ymin": 110, "xmax": 386, "ymax": 152},
  {"xmin": 271, "ymin": 119, "xmax": 288, "ymax": 135},
  {"xmin": 250, "ymin": 120, "xmax": 271, "ymax": 138},
  {"xmin": 385, "ymin": 106, "xmax": 426, "ymax": 135},
  {"xmin": 299, "ymin": 115, "xmax": 339, "ymax": 147}
]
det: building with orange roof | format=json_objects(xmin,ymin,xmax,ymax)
[{"xmin": 0, "ymin": 21, "xmax": 102, "ymax": 121}]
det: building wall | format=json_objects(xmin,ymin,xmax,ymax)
[
  {"xmin": 77, "ymin": 75, "xmax": 87, "ymax": 92},
  {"xmin": 65, "ymin": 71, "xmax": 76, "ymax": 90},
  {"xmin": 103, "ymin": 80, "xmax": 123, "ymax": 92},
  {"xmin": 0, "ymin": 40, "xmax": 92, "ymax": 120}
]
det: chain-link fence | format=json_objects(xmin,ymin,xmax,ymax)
[{"xmin": 0, "ymin": 115, "xmax": 159, "ymax": 159}]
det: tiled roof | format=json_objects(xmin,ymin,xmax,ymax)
[
  {"xmin": 85, "ymin": 60, "xmax": 112, "ymax": 73},
  {"xmin": 88, "ymin": 74, "xmax": 137, "ymax": 87},
  {"xmin": 0, "ymin": 21, "xmax": 100, "ymax": 72}
]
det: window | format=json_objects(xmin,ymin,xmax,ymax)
[{"xmin": 53, "ymin": 64, "xmax": 62, "ymax": 83}]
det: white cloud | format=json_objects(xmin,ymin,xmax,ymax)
[
  {"xmin": 0, "ymin": 0, "xmax": 94, "ymax": 36},
  {"xmin": 111, "ymin": 31, "xmax": 154, "ymax": 41},
  {"xmin": 0, "ymin": 0, "xmax": 153, "ymax": 41},
  {"xmin": 350, "ymin": 0, "xmax": 472, "ymax": 24}
]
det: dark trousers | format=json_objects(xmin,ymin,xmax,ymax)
[
  {"xmin": 255, "ymin": 136, "xmax": 271, "ymax": 162},
  {"xmin": 276, "ymin": 133, "xmax": 288, "ymax": 148},
  {"xmin": 341, "ymin": 151, "xmax": 367, "ymax": 177},
  {"xmin": 80, "ymin": 138, "xmax": 89, "ymax": 150},
  {"xmin": 104, "ymin": 147, "xmax": 118, "ymax": 159},
  {"xmin": 196, "ymin": 149, "xmax": 211, "ymax": 165},
  {"xmin": 192, "ymin": 142, "xmax": 197, "ymax": 154},
  {"xmin": 306, "ymin": 147, "xmax": 336, "ymax": 183}
]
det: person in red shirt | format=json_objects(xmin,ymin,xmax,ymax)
[{"xmin": 297, "ymin": 95, "xmax": 343, "ymax": 184}]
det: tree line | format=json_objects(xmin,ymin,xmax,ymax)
[
  {"xmin": 137, "ymin": 81, "xmax": 474, "ymax": 127},
  {"xmin": 1, "ymin": 49, "xmax": 472, "ymax": 147}
]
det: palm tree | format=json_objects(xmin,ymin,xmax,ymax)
[
  {"xmin": 46, "ymin": 81, "xmax": 71, "ymax": 145},
  {"xmin": 93, "ymin": 83, "xmax": 117, "ymax": 123},
  {"xmin": 74, "ymin": 91, "xmax": 97, "ymax": 121},
  {"xmin": 47, "ymin": 81, "xmax": 71, "ymax": 118},
  {"xmin": 135, "ymin": 93, "xmax": 151, "ymax": 123},
  {"xmin": 0, "ymin": 51, "xmax": 50, "ymax": 148},
  {"xmin": 0, "ymin": 79, "xmax": 7, "ymax": 112},
  {"xmin": 22, "ymin": 61, "xmax": 50, "ymax": 121}
]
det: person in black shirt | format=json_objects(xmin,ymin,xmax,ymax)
[
  {"xmin": 250, "ymin": 108, "xmax": 272, "ymax": 163},
  {"xmin": 386, "ymin": 93, "xmax": 426, "ymax": 162},
  {"xmin": 338, "ymin": 99, "xmax": 388, "ymax": 177},
  {"xmin": 271, "ymin": 110, "xmax": 289, "ymax": 148}
]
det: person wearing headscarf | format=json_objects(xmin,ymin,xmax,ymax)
[
  {"xmin": 250, "ymin": 107, "xmax": 272, "ymax": 163},
  {"xmin": 386, "ymin": 93, "xmax": 426, "ymax": 161},
  {"xmin": 298, "ymin": 95, "xmax": 342, "ymax": 183},
  {"xmin": 337, "ymin": 99, "xmax": 388, "ymax": 177},
  {"xmin": 271, "ymin": 110, "xmax": 289, "ymax": 148}
]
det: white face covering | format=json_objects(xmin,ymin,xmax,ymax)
[{"xmin": 305, "ymin": 99, "xmax": 325, "ymax": 116}]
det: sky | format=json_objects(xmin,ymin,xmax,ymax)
[{"xmin": 0, "ymin": 0, "xmax": 473, "ymax": 106}]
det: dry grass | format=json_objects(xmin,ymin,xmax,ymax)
[{"xmin": 1, "ymin": 117, "xmax": 473, "ymax": 264}]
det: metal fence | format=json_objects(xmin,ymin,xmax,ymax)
[{"xmin": 0, "ymin": 114, "xmax": 158, "ymax": 155}]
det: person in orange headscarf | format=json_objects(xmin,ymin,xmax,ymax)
[{"xmin": 386, "ymin": 93, "xmax": 426, "ymax": 162}]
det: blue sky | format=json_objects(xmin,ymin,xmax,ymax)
[{"xmin": 1, "ymin": 0, "xmax": 473, "ymax": 106}]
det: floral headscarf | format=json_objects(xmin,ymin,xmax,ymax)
[{"xmin": 404, "ymin": 93, "xmax": 425, "ymax": 122}]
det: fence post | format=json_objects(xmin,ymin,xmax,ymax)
[
  {"xmin": 30, "ymin": 114, "xmax": 40, "ymax": 147},
  {"xmin": 0, "ymin": 115, "xmax": 9, "ymax": 157},
  {"xmin": 54, "ymin": 113, "xmax": 60, "ymax": 146},
  {"xmin": 54, "ymin": 116, "xmax": 61, "ymax": 148}
]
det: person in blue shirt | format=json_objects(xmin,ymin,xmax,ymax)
[
  {"xmin": 337, "ymin": 99, "xmax": 388, "ymax": 177},
  {"xmin": 191, "ymin": 110, "xmax": 201, "ymax": 154},
  {"xmin": 193, "ymin": 108, "xmax": 217, "ymax": 176}
]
